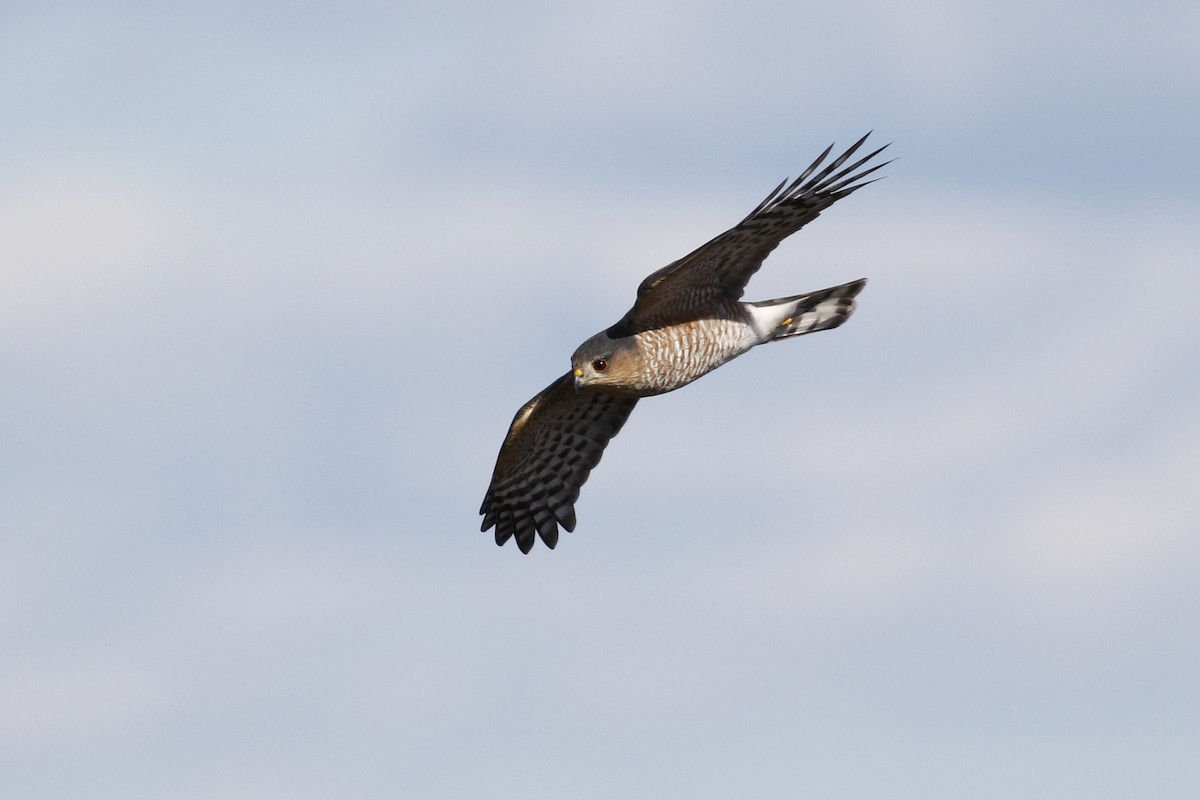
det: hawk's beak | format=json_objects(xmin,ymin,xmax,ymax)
[{"xmin": 573, "ymin": 367, "xmax": 584, "ymax": 391}]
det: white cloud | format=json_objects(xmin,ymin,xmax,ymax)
[
  {"xmin": 0, "ymin": 169, "xmax": 183, "ymax": 325},
  {"xmin": 0, "ymin": 650, "xmax": 171, "ymax": 747},
  {"xmin": 186, "ymin": 543, "xmax": 382, "ymax": 635},
  {"xmin": 705, "ymin": 531, "xmax": 939, "ymax": 626},
  {"xmin": 1014, "ymin": 414, "xmax": 1200, "ymax": 586}
]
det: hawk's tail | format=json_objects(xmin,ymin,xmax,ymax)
[{"xmin": 749, "ymin": 278, "xmax": 867, "ymax": 342}]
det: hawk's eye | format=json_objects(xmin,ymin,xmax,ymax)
[{"xmin": 592, "ymin": 358, "xmax": 608, "ymax": 372}]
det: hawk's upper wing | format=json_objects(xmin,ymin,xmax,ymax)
[
  {"xmin": 480, "ymin": 373, "xmax": 638, "ymax": 553},
  {"xmin": 622, "ymin": 133, "xmax": 890, "ymax": 330}
]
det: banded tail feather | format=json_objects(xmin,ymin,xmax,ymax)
[{"xmin": 749, "ymin": 278, "xmax": 866, "ymax": 342}]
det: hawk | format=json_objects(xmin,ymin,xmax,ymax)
[{"xmin": 481, "ymin": 133, "xmax": 889, "ymax": 553}]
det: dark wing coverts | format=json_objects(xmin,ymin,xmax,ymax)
[
  {"xmin": 624, "ymin": 132, "xmax": 890, "ymax": 330},
  {"xmin": 480, "ymin": 374, "xmax": 638, "ymax": 553}
]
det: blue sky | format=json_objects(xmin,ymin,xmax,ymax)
[{"xmin": 3, "ymin": 2, "xmax": 1198, "ymax": 798}]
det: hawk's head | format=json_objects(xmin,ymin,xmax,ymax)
[{"xmin": 571, "ymin": 330, "xmax": 641, "ymax": 394}]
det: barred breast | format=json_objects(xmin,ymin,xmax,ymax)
[{"xmin": 632, "ymin": 306, "xmax": 759, "ymax": 395}]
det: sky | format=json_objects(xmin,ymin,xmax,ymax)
[{"xmin": 2, "ymin": 1, "xmax": 1199, "ymax": 797}]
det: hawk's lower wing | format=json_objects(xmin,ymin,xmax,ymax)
[
  {"xmin": 480, "ymin": 373, "xmax": 639, "ymax": 553},
  {"xmin": 623, "ymin": 132, "xmax": 889, "ymax": 330}
]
